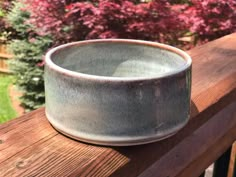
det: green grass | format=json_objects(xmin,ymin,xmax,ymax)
[{"xmin": 0, "ymin": 74, "xmax": 17, "ymax": 123}]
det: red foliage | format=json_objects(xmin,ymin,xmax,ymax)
[
  {"xmin": 24, "ymin": 0, "xmax": 68, "ymax": 44},
  {"xmin": 23, "ymin": 0, "xmax": 236, "ymax": 46},
  {"xmin": 24, "ymin": 0, "xmax": 185, "ymax": 45},
  {"xmin": 181, "ymin": 0, "xmax": 236, "ymax": 41}
]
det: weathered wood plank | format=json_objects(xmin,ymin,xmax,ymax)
[
  {"xmin": 139, "ymin": 102, "xmax": 236, "ymax": 177},
  {"xmin": 189, "ymin": 34, "xmax": 236, "ymax": 116},
  {"xmin": 0, "ymin": 53, "xmax": 12, "ymax": 59},
  {"xmin": 0, "ymin": 33, "xmax": 236, "ymax": 177},
  {"xmin": 0, "ymin": 109, "xmax": 56, "ymax": 164}
]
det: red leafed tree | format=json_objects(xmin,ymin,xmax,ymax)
[
  {"xmin": 24, "ymin": 0, "xmax": 185, "ymax": 45},
  {"xmin": 181, "ymin": 0, "xmax": 236, "ymax": 42}
]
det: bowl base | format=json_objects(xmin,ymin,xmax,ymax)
[{"xmin": 49, "ymin": 122, "xmax": 186, "ymax": 146}]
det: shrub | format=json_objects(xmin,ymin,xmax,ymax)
[
  {"xmin": 24, "ymin": 0, "xmax": 186, "ymax": 45},
  {"xmin": 0, "ymin": 3, "xmax": 10, "ymax": 42},
  {"xmin": 24, "ymin": 0, "xmax": 71, "ymax": 45},
  {"xmin": 0, "ymin": 1, "xmax": 10, "ymax": 34},
  {"xmin": 7, "ymin": 1, "xmax": 52, "ymax": 111},
  {"xmin": 182, "ymin": 0, "xmax": 236, "ymax": 42},
  {"xmin": 0, "ymin": 0, "xmax": 18, "ymax": 42},
  {"xmin": 0, "ymin": 8, "xmax": 5, "ymax": 38}
]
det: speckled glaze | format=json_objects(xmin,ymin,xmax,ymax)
[{"xmin": 45, "ymin": 39, "xmax": 192, "ymax": 146}]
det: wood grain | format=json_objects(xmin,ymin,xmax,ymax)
[
  {"xmin": 0, "ymin": 33, "xmax": 236, "ymax": 177},
  {"xmin": 139, "ymin": 102, "xmax": 236, "ymax": 177}
]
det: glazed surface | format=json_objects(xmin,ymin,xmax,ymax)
[
  {"xmin": 51, "ymin": 43, "xmax": 187, "ymax": 77},
  {"xmin": 45, "ymin": 40, "xmax": 192, "ymax": 145}
]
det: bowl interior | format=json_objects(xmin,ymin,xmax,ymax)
[{"xmin": 51, "ymin": 42, "xmax": 188, "ymax": 78}]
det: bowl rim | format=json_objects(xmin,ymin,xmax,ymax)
[{"xmin": 45, "ymin": 39, "xmax": 192, "ymax": 81}]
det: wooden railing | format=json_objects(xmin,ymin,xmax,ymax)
[{"xmin": 0, "ymin": 34, "xmax": 235, "ymax": 177}]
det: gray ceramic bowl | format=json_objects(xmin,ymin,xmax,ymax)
[{"xmin": 45, "ymin": 39, "xmax": 192, "ymax": 146}]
